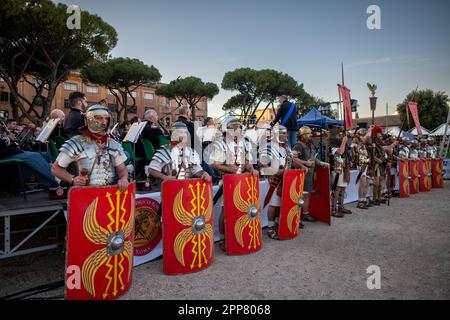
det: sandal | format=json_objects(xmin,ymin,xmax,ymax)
[
  {"xmin": 267, "ymin": 226, "xmax": 279, "ymax": 240},
  {"xmin": 218, "ymin": 239, "xmax": 226, "ymax": 252}
]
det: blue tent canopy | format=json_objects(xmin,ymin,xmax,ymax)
[{"xmin": 297, "ymin": 107, "xmax": 343, "ymax": 128}]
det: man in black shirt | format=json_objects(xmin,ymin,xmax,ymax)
[
  {"xmin": 176, "ymin": 106, "xmax": 196, "ymax": 149},
  {"xmin": 63, "ymin": 91, "xmax": 87, "ymax": 138}
]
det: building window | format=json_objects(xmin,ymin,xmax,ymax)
[
  {"xmin": 64, "ymin": 99, "xmax": 70, "ymax": 108},
  {"xmin": 166, "ymin": 98, "xmax": 170, "ymax": 108},
  {"xmin": 108, "ymin": 104, "xmax": 118, "ymax": 113},
  {"xmin": 86, "ymin": 86, "xmax": 99, "ymax": 94},
  {"xmin": 0, "ymin": 92, "xmax": 9, "ymax": 102},
  {"xmin": 108, "ymin": 89, "xmax": 118, "ymax": 96},
  {"xmin": 144, "ymin": 93, "xmax": 154, "ymax": 100},
  {"xmin": 128, "ymin": 91, "xmax": 138, "ymax": 98},
  {"xmin": 64, "ymin": 82, "xmax": 77, "ymax": 91}
]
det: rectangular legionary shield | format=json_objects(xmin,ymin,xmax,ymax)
[
  {"xmin": 161, "ymin": 179, "xmax": 214, "ymax": 275},
  {"xmin": 278, "ymin": 169, "xmax": 305, "ymax": 240},
  {"xmin": 223, "ymin": 174, "xmax": 262, "ymax": 255},
  {"xmin": 399, "ymin": 160, "xmax": 410, "ymax": 198},
  {"xmin": 309, "ymin": 166, "xmax": 331, "ymax": 225},
  {"xmin": 65, "ymin": 184, "xmax": 136, "ymax": 300},
  {"xmin": 409, "ymin": 160, "xmax": 419, "ymax": 194},
  {"xmin": 419, "ymin": 160, "xmax": 432, "ymax": 192},
  {"xmin": 432, "ymin": 159, "xmax": 444, "ymax": 189}
]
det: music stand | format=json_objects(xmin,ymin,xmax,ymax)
[{"xmin": 122, "ymin": 121, "xmax": 147, "ymax": 181}]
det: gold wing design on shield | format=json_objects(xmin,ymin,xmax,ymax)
[
  {"xmin": 173, "ymin": 184, "xmax": 213, "ymax": 268},
  {"xmin": 232, "ymin": 178, "xmax": 260, "ymax": 249},
  {"xmin": 81, "ymin": 197, "xmax": 110, "ymax": 297},
  {"xmin": 82, "ymin": 247, "xmax": 108, "ymax": 297},
  {"xmin": 287, "ymin": 176, "xmax": 303, "ymax": 233},
  {"xmin": 233, "ymin": 181, "xmax": 250, "ymax": 212},
  {"xmin": 83, "ymin": 198, "xmax": 109, "ymax": 244}
]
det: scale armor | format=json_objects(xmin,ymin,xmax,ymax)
[{"xmin": 59, "ymin": 135, "xmax": 126, "ymax": 186}]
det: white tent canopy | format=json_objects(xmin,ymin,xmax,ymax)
[
  {"xmin": 430, "ymin": 123, "xmax": 450, "ymax": 136},
  {"xmin": 409, "ymin": 126, "xmax": 431, "ymax": 136}
]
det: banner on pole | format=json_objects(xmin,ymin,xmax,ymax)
[
  {"xmin": 407, "ymin": 102, "xmax": 422, "ymax": 137},
  {"xmin": 339, "ymin": 85, "xmax": 353, "ymax": 129}
]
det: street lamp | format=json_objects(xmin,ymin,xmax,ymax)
[{"xmin": 367, "ymin": 83, "xmax": 378, "ymax": 126}]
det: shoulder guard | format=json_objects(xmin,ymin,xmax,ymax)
[
  {"xmin": 152, "ymin": 145, "xmax": 173, "ymax": 165},
  {"xmin": 59, "ymin": 135, "xmax": 84, "ymax": 158}
]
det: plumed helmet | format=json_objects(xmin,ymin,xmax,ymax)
[
  {"xmin": 371, "ymin": 125, "xmax": 383, "ymax": 139},
  {"xmin": 170, "ymin": 121, "xmax": 188, "ymax": 143},
  {"xmin": 356, "ymin": 128, "xmax": 368, "ymax": 137},
  {"xmin": 85, "ymin": 104, "xmax": 110, "ymax": 135},
  {"xmin": 299, "ymin": 126, "xmax": 312, "ymax": 136},
  {"xmin": 221, "ymin": 116, "xmax": 242, "ymax": 132}
]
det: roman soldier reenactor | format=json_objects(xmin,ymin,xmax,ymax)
[
  {"xmin": 292, "ymin": 126, "xmax": 329, "ymax": 222},
  {"xmin": 259, "ymin": 125, "xmax": 295, "ymax": 239},
  {"xmin": 208, "ymin": 116, "xmax": 259, "ymax": 251},
  {"xmin": 51, "ymin": 104, "xmax": 129, "ymax": 192},
  {"xmin": 353, "ymin": 128, "xmax": 371, "ymax": 209},
  {"xmin": 328, "ymin": 125, "xmax": 351, "ymax": 218},
  {"xmin": 145, "ymin": 121, "xmax": 211, "ymax": 183}
]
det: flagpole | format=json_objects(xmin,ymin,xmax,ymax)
[{"xmin": 386, "ymin": 102, "xmax": 388, "ymax": 130}]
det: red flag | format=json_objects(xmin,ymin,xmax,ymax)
[
  {"xmin": 339, "ymin": 85, "xmax": 353, "ymax": 128},
  {"xmin": 407, "ymin": 102, "xmax": 422, "ymax": 137}
]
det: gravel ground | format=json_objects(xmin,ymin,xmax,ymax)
[{"xmin": 1, "ymin": 182, "xmax": 449, "ymax": 300}]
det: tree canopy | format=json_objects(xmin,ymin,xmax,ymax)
[
  {"xmin": 156, "ymin": 76, "xmax": 219, "ymax": 121},
  {"xmin": 397, "ymin": 89, "xmax": 449, "ymax": 132},
  {"xmin": 81, "ymin": 57, "xmax": 161, "ymax": 122},
  {"xmin": 0, "ymin": 0, "xmax": 117, "ymax": 125},
  {"xmin": 221, "ymin": 68, "xmax": 311, "ymax": 126}
]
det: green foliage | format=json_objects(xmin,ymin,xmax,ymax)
[
  {"xmin": 156, "ymin": 76, "xmax": 219, "ymax": 121},
  {"xmin": 397, "ymin": 89, "xmax": 449, "ymax": 132},
  {"xmin": 82, "ymin": 57, "xmax": 161, "ymax": 122},
  {"xmin": 0, "ymin": 0, "xmax": 117, "ymax": 125},
  {"xmin": 221, "ymin": 67, "xmax": 312, "ymax": 126}
]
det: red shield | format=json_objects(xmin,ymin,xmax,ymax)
[
  {"xmin": 223, "ymin": 174, "xmax": 262, "ymax": 255},
  {"xmin": 409, "ymin": 160, "xmax": 420, "ymax": 194},
  {"xmin": 278, "ymin": 170, "xmax": 305, "ymax": 240},
  {"xmin": 65, "ymin": 184, "xmax": 135, "ymax": 300},
  {"xmin": 398, "ymin": 160, "xmax": 410, "ymax": 198},
  {"xmin": 419, "ymin": 160, "xmax": 432, "ymax": 192},
  {"xmin": 432, "ymin": 159, "xmax": 444, "ymax": 188},
  {"xmin": 162, "ymin": 179, "xmax": 214, "ymax": 275},
  {"xmin": 309, "ymin": 166, "xmax": 331, "ymax": 225}
]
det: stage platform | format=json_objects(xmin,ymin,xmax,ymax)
[{"xmin": 0, "ymin": 191, "xmax": 66, "ymax": 260}]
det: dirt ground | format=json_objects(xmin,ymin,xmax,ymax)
[{"xmin": 1, "ymin": 182, "xmax": 449, "ymax": 300}]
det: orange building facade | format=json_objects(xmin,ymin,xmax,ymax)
[{"xmin": 0, "ymin": 71, "xmax": 208, "ymax": 127}]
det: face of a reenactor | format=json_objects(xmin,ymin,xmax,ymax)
[
  {"xmin": 94, "ymin": 115, "xmax": 109, "ymax": 132},
  {"xmin": 173, "ymin": 129, "xmax": 188, "ymax": 147},
  {"xmin": 278, "ymin": 131, "xmax": 288, "ymax": 143},
  {"xmin": 303, "ymin": 131, "xmax": 312, "ymax": 141},
  {"xmin": 226, "ymin": 123, "xmax": 242, "ymax": 140}
]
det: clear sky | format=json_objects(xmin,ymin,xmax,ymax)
[{"xmin": 57, "ymin": 0, "xmax": 450, "ymax": 119}]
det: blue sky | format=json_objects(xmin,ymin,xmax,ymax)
[{"xmin": 57, "ymin": 0, "xmax": 450, "ymax": 120}]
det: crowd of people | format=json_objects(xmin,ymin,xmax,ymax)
[{"xmin": 0, "ymin": 91, "xmax": 443, "ymax": 244}]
